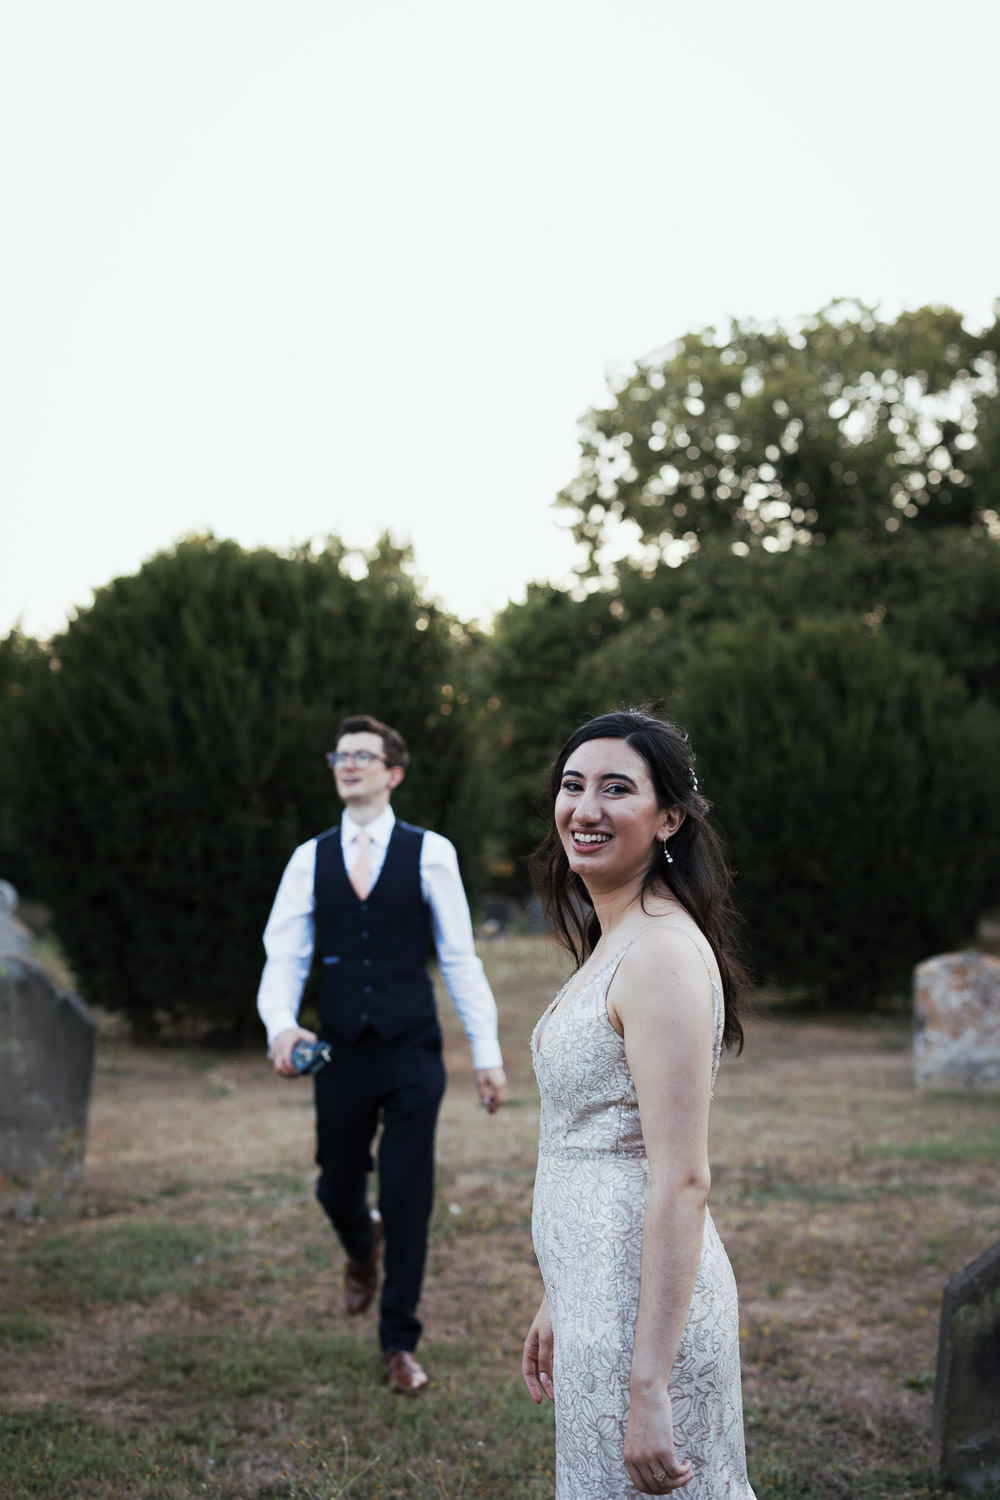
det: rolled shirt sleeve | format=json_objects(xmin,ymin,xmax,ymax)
[
  {"xmin": 420, "ymin": 831, "xmax": 504, "ymax": 1072},
  {"xmin": 256, "ymin": 839, "xmax": 318, "ymax": 1050}
]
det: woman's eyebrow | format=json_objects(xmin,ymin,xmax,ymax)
[{"xmin": 562, "ymin": 766, "xmax": 639, "ymax": 787}]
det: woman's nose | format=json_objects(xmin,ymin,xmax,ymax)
[{"xmin": 576, "ymin": 790, "xmax": 602, "ymax": 822}]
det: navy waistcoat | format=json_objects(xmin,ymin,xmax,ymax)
[{"xmin": 314, "ymin": 820, "xmax": 436, "ymax": 1042}]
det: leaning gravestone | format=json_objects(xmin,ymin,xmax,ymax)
[
  {"xmin": 913, "ymin": 952, "xmax": 1000, "ymax": 1091},
  {"xmin": 933, "ymin": 1239, "xmax": 1000, "ymax": 1492},
  {"xmin": 0, "ymin": 954, "xmax": 97, "ymax": 1218},
  {"xmin": 0, "ymin": 879, "xmax": 32, "ymax": 958}
]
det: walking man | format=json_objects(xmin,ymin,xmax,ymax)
[{"xmin": 257, "ymin": 714, "xmax": 507, "ymax": 1394}]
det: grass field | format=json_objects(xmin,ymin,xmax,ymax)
[{"xmin": 1, "ymin": 936, "xmax": 999, "ymax": 1499}]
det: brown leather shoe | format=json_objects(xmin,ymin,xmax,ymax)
[
  {"xmin": 385, "ymin": 1349, "xmax": 429, "ymax": 1395},
  {"xmin": 344, "ymin": 1209, "xmax": 382, "ymax": 1316}
]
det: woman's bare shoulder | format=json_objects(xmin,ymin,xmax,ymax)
[
  {"xmin": 622, "ymin": 917, "xmax": 718, "ymax": 988},
  {"xmin": 606, "ymin": 919, "xmax": 717, "ymax": 1035}
]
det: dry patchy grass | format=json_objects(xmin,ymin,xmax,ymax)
[{"xmin": 1, "ymin": 936, "xmax": 998, "ymax": 1498}]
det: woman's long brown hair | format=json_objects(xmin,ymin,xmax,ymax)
[{"xmin": 530, "ymin": 708, "xmax": 750, "ymax": 1053}]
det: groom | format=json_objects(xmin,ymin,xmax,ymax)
[{"xmin": 257, "ymin": 713, "xmax": 507, "ymax": 1393}]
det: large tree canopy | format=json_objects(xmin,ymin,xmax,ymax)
[{"xmin": 558, "ymin": 301, "xmax": 1000, "ymax": 574}]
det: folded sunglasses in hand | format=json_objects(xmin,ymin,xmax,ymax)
[{"xmin": 290, "ymin": 1039, "xmax": 333, "ymax": 1075}]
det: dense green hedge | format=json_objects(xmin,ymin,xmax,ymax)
[
  {"xmin": 672, "ymin": 617, "xmax": 1000, "ymax": 1005},
  {"xmin": 5, "ymin": 537, "xmax": 478, "ymax": 1042},
  {"xmin": 0, "ymin": 630, "xmax": 47, "ymax": 891},
  {"xmin": 481, "ymin": 531, "xmax": 1000, "ymax": 1005},
  {"xmin": 5, "ymin": 529, "xmax": 999, "ymax": 1026},
  {"xmin": 482, "ymin": 530, "xmax": 1000, "ymax": 891}
]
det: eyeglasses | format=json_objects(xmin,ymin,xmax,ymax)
[{"xmin": 326, "ymin": 750, "xmax": 388, "ymax": 769}]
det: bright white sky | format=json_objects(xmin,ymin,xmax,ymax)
[{"xmin": 3, "ymin": 0, "xmax": 997, "ymax": 640}]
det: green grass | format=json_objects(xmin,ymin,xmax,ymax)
[
  {"xmin": 744, "ymin": 1393, "xmax": 1000, "ymax": 1500},
  {"xmin": 23, "ymin": 1221, "xmax": 244, "ymax": 1307},
  {"xmin": 746, "ymin": 1456, "xmax": 1000, "ymax": 1500},
  {"xmin": 4, "ymin": 1396, "xmax": 995, "ymax": 1500},
  {"xmin": 2, "ymin": 937, "xmax": 999, "ymax": 1499},
  {"xmin": 0, "ymin": 1339, "xmax": 557, "ymax": 1499},
  {"xmin": 873, "ymin": 1137, "xmax": 1000, "ymax": 1166},
  {"xmin": 0, "ymin": 1308, "xmax": 50, "ymax": 1347}
]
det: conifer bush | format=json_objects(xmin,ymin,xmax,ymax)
[
  {"xmin": 675, "ymin": 617, "xmax": 1000, "ymax": 1006},
  {"xmin": 482, "ymin": 531, "xmax": 1000, "ymax": 900},
  {"xmin": 0, "ymin": 630, "xmax": 47, "ymax": 889},
  {"xmin": 8, "ymin": 537, "xmax": 476, "ymax": 1041}
]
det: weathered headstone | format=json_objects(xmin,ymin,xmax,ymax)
[
  {"xmin": 914, "ymin": 952, "xmax": 1000, "ymax": 1091},
  {"xmin": 480, "ymin": 894, "xmax": 519, "ymax": 937},
  {"xmin": 0, "ymin": 954, "xmax": 97, "ymax": 1218},
  {"xmin": 933, "ymin": 1239, "xmax": 1000, "ymax": 1493},
  {"xmin": 0, "ymin": 879, "xmax": 32, "ymax": 959}
]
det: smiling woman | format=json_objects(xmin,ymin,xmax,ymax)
[
  {"xmin": 554, "ymin": 741, "xmax": 683, "ymax": 892},
  {"xmin": 534, "ymin": 712, "xmax": 747, "ymax": 1051},
  {"xmin": 522, "ymin": 708, "xmax": 755, "ymax": 1499}
]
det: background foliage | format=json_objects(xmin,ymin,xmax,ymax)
[
  {"xmin": 558, "ymin": 300, "xmax": 1000, "ymax": 572},
  {"xmin": 481, "ymin": 529, "xmax": 1000, "ymax": 904},
  {"xmin": 3, "ymin": 300, "xmax": 999, "ymax": 1032},
  {"xmin": 676, "ymin": 616, "xmax": 1000, "ymax": 1006},
  {"xmin": 0, "ymin": 629, "xmax": 47, "ymax": 892},
  {"xmin": 3, "ymin": 535, "xmax": 483, "ymax": 1042}
]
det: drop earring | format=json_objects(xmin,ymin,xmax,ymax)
[{"xmin": 660, "ymin": 839, "xmax": 674, "ymax": 865}]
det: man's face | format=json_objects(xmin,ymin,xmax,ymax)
[{"xmin": 332, "ymin": 731, "xmax": 401, "ymax": 809}]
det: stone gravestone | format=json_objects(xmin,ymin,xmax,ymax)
[
  {"xmin": 0, "ymin": 954, "xmax": 97, "ymax": 1218},
  {"xmin": 913, "ymin": 952, "xmax": 1000, "ymax": 1091},
  {"xmin": 933, "ymin": 1239, "xmax": 1000, "ymax": 1493},
  {"xmin": 0, "ymin": 879, "xmax": 32, "ymax": 959},
  {"xmin": 480, "ymin": 894, "xmax": 519, "ymax": 937}
]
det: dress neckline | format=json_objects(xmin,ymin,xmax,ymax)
[
  {"xmin": 533, "ymin": 945, "xmax": 630, "ymax": 1057},
  {"xmin": 533, "ymin": 923, "xmax": 723, "ymax": 1058}
]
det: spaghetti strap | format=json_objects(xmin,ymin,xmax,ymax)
[
  {"xmin": 605, "ymin": 937, "xmax": 637, "ymax": 991},
  {"xmin": 610, "ymin": 922, "xmax": 718, "ymax": 992},
  {"xmin": 654, "ymin": 922, "xmax": 718, "ymax": 989},
  {"xmin": 607, "ymin": 924, "xmax": 724, "ymax": 1094}
]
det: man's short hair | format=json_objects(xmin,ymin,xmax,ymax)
[{"xmin": 336, "ymin": 714, "xmax": 410, "ymax": 770}]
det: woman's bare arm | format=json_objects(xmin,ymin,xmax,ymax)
[{"xmin": 608, "ymin": 928, "xmax": 716, "ymax": 1492}]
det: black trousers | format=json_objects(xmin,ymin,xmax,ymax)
[{"xmin": 314, "ymin": 1018, "xmax": 446, "ymax": 1353}]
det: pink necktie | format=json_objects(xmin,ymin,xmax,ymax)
[{"xmin": 350, "ymin": 831, "xmax": 372, "ymax": 900}]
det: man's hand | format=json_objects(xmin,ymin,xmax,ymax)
[
  {"xmin": 475, "ymin": 1066, "xmax": 508, "ymax": 1114},
  {"xmin": 271, "ymin": 1025, "xmax": 317, "ymax": 1077}
]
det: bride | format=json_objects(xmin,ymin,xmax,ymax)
[{"xmin": 522, "ymin": 709, "xmax": 756, "ymax": 1498}]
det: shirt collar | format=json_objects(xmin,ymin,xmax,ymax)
[{"xmin": 342, "ymin": 804, "xmax": 396, "ymax": 850}]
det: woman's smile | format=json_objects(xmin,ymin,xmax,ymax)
[{"xmin": 555, "ymin": 738, "xmax": 670, "ymax": 883}]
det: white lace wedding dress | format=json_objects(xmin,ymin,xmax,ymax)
[{"xmin": 531, "ymin": 942, "xmax": 756, "ymax": 1499}]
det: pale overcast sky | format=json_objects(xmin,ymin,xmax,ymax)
[{"xmin": 3, "ymin": 0, "xmax": 997, "ymax": 639}]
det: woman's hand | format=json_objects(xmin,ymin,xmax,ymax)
[
  {"xmin": 521, "ymin": 1295, "xmax": 555, "ymax": 1404},
  {"xmin": 624, "ymin": 1389, "xmax": 693, "ymax": 1493}
]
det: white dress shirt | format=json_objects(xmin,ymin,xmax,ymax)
[{"xmin": 257, "ymin": 805, "xmax": 503, "ymax": 1070}]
